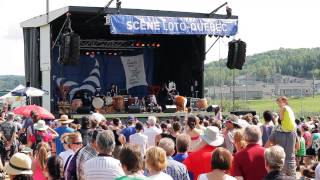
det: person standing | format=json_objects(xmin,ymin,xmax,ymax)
[
  {"xmin": 129, "ymin": 122, "xmax": 148, "ymax": 157},
  {"xmin": 84, "ymin": 130, "xmax": 124, "ymax": 180},
  {"xmin": 121, "ymin": 116, "xmax": 136, "ymax": 143},
  {"xmin": 183, "ymin": 126, "xmax": 224, "ymax": 180},
  {"xmin": 158, "ymin": 138, "xmax": 190, "ymax": 180},
  {"xmin": 264, "ymin": 145, "xmax": 295, "ymax": 180},
  {"xmin": 144, "ymin": 116, "xmax": 161, "ymax": 148},
  {"xmin": 54, "ymin": 115, "xmax": 75, "ymax": 155},
  {"xmin": 0, "ymin": 112, "xmax": 18, "ymax": 166},
  {"xmin": 276, "ymin": 96, "xmax": 295, "ymax": 132},
  {"xmin": 231, "ymin": 125, "xmax": 267, "ymax": 180}
]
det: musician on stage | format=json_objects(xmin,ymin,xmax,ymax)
[{"xmin": 110, "ymin": 83, "xmax": 118, "ymax": 97}]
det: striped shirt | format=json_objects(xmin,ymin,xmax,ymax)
[
  {"xmin": 76, "ymin": 144, "xmax": 98, "ymax": 180},
  {"xmin": 84, "ymin": 156, "xmax": 125, "ymax": 180},
  {"xmin": 164, "ymin": 157, "xmax": 190, "ymax": 180}
]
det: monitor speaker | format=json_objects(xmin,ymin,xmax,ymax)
[
  {"xmin": 164, "ymin": 105, "xmax": 176, "ymax": 113},
  {"xmin": 230, "ymin": 110, "xmax": 256, "ymax": 116},
  {"xmin": 128, "ymin": 105, "xmax": 142, "ymax": 113}
]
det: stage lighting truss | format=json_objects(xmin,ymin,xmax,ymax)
[{"xmin": 80, "ymin": 39, "xmax": 160, "ymax": 51}]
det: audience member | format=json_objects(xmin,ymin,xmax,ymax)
[
  {"xmin": 4, "ymin": 153, "xmax": 33, "ymax": 180},
  {"xmin": 231, "ymin": 125, "xmax": 267, "ymax": 180},
  {"xmin": 129, "ymin": 122, "xmax": 148, "ymax": 157},
  {"xmin": 158, "ymin": 138, "xmax": 190, "ymax": 180},
  {"xmin": 144, "ymin": 116, "xmax": 161, "ymax": 148}
]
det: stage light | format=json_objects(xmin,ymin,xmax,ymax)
[
  {"xmin": 156, "ymin": 43, "xmax": 161, "ymax": 48},
  {"xmin": 108, "ymin": 52, "xmax": 112, "ymax": 55},
  {"xmin": 141, "ymin": 43, "xmax": 145, "ymax": 47},
  {"xmin": 114, "ymin": 52, "xmax": 118, "ymax": 56},
  {"xmin": 151, "ymin": 43, "xmax": 156, "ymax": 47},
  {"xmin": 146, "ymin": 43, "xmax": 150, "ymax": 47},
  {"xmin": 135, "ymin": 42, "xmax": 141, "ymax": 47},
  {"xmin": 85, "ymin": 52, "xmax": 90, "ymax": 55},
  {"xmin": 96, "ymin": 52, "xmax": 100, "ymax": 55}
]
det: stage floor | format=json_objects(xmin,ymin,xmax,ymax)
[{"xmin": 70, "ymin": 111, "xmax": 214, "ymax": 119}]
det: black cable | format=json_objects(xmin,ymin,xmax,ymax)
[{"xmin": 51, "ymin": 13, "xmax": 71, "ymax": 49}]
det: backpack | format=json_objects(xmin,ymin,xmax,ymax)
[{"xmin": 65, "ymin": 148, "xmax": 83, "ymax": 180}]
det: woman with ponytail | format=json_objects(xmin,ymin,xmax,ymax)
[
  {"xmin": 185, "ymin": 115, "xmax": 202, "ymax": 152},
  {"xmin": 32, "ymin": 142, "xmax": 51, "ymax": 180}
]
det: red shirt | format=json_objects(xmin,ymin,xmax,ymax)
[
  {"xmin": 183, "ymin": 144, "xmax": 216, "ymax": 180},
  {"xmin": 30, "ymin": 132, "xmax": 53, "ymax": 144},
  {"xmin": 231, "ymin": 143, "xmax": 267, "ymax": 180}
]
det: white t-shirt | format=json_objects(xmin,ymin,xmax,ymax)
[
  {"xmin": 129, "ymin": 132, "xmax": 148, "ymax": 156},
  {"xmin": 143, "ymin": 126, "xmax": 161, "ymax": 147},
  {"xmin": 148, "ymin": 172, "xmax": 173, "ymax": 180},
  {"xmin": 198, "ymin": 173, "xmax": 236, "ymax": 180},
  {"xmin": 84, "ymin": 156, "xmax": 125, "ymax": 180}
]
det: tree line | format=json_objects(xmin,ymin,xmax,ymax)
[{"xmin": 204, "ymin": 47, "xmax": 320, "ymax": 87}]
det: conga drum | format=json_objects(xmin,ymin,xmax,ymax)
[
  {"xmin": 196, "ymin": 98, "xmax": 208, "ymax": 110},
  {"xmin": 92, "ymin": 97, "xmax": 104, "ymax": 110},
  {"xmin": 113, "ymin": 96, "xmax": 125, "ymax": 112},
  {"xmin": 175, "ymin": 96, "xmax": 187, "ymax": 112},
  {"xmin": 71, "ymin": 99, "xmax": 83, "ymax": 112}
]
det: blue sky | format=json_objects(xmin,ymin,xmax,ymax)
[{"xmin": 0, "ymin": 0, "xmax": 319, "ymax": 75}]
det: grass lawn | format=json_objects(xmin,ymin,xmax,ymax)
[{"xmin": 210, "ymin": 96, "xmax": 320, "ymax": 117}]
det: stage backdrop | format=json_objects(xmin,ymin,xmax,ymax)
[{"xmin": 52, "ymin": 48, "xmax": 154, "ymax": 102}]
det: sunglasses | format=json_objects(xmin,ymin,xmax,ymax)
[{"xmin": 72, "ymin": 142, "xmax": 83, "ymax": 145}]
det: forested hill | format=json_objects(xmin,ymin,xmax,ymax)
[
  {"xmin": 204, "ymin": 48, "xmax": 320, "ymax": 86},
  {"xmin": 0, "ymin": 75, "xmax": 25, "ymax": 90}
]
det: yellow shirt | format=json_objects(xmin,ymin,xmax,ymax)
[{"xmin": 281, "ymin": 105, "xmax": 295, "ymax": 132}]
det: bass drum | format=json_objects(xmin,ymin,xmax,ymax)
[
  {"xmin": 196, "ymin": 98, "xmax": 208, "ymax": 110},
  {"xmin": 104, "ymin": 96, "xmax": 113, "ymax": 106},
  {"xmin": 92, "ymin": 97, "xmax": 104, "ymax": 109}
]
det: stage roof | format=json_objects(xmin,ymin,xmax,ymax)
[{"xmin": 20, "ymin": 6, "xmax": 238, "ymax": 28}]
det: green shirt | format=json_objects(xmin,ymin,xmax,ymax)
[
  {"xmin": 115, "ymin": 175, "xmax": 146, "ymax": 180},
  {"xmin": 297, "ymin": 137, "xmax": 306, "ymax": 157}
]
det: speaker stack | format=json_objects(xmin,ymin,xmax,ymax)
[
  {"xmin": 227, "ymin": 40, "xmax": 246, "ymax": 70},
  {"xmin": 58, "ymin": 32, "xmax": 80, "ymax": 65}
]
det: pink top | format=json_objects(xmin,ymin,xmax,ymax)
[
  {"xmin": 33, "ymin": 159, "xmax": 47, "ymax": 180},
  {"xmin": 30, "ymin": 132, "xmax": 53, "ymax": 143}
]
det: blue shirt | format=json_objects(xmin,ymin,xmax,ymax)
[
  {"xmin": 55, "ymin": 126, "xmax": 74, "ymax": 155},
  {"xmin": 173, "ymin": 153, "xmax": 188, "ymax": 163},
  {"xmin": 164, "ymin": 156, "xmax": 190, "ymax": 180},
  {"xmin": 121, "ymin": 126, "xmax": 136, "ymax": 142}
]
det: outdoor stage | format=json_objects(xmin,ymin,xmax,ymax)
[{"xmin": 21, "ymin": 6, "xmax": 238, "ymax": 116}]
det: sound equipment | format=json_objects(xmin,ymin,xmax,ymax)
[
  {"xmin": 164, "ymin": 105, "xmax": 176, "ymax": 113},
  {"xmin": 230, "ymin": 110, "xmax": 256, "ymax": 116},
  {"xmin": 128, "ymin": 105, "xmax": 142, "ymax": 113},
  {"xmin": 58, "ymin": 32, "xmax": 80, "ymax": 65},
  {"xmin": 76, "ymin": 106, "xmax": 91, "ymax": 114},
  {"xmin": 227, "ymin": 40, "xmax": 246, "ymax": 70}
]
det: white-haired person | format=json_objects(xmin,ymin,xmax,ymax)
[
  {"xmin": 144, "ymin": 116, "xmax": 161, "ymax": 148},
  {"xmin": 264, "ymin": 145, "xmax": 295, "ymax": 180}
]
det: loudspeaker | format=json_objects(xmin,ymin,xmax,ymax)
[
  {"xmin": 128, "ymin": 105, "xmax": 142, "ymax": 113},
  {"xmin": 227, "ymin": 40, "xmax": 246, "ymax": 70},
  {"xmin": 230, "ymin": 110, "xmax": 256, "ymax": 116},
  {"xmin": 58, "ymin": 32, "xmax": 80, "ymax": 65},
  {"xmin": 164, "ymin": 105, "xmax": 176, "ymax": 113}
]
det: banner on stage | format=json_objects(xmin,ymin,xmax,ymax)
[
  {"xmin": 110, "ymin": 15, "xmax": 238, "ymax": 36},
  {"xmin": 121, "ymin": 54, "xmax": 148, "ymax": 89}
]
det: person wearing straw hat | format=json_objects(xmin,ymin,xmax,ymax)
[
  {"xmin": 4, "ymin": 152, "xmax": 33, "ymax": 179},
  {"xmin": 183, "ymin": 126, "xmax": 224, "ymax": 180},
  {"xmin": 28, "ymin": 120, "xmax": 58, "ymax": 149},
  {"xmin": 54, "ymin": 115, "xmax": 75, "ymax": 155}
]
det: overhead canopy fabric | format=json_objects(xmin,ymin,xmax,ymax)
[{"xmin": 110, "ymin": 15, "xmax": 238, "ymax": 36}]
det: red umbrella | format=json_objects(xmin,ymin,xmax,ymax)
[{"xmin": 13, "ymin": 105, "xmax": 55, "ymax": 119}]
